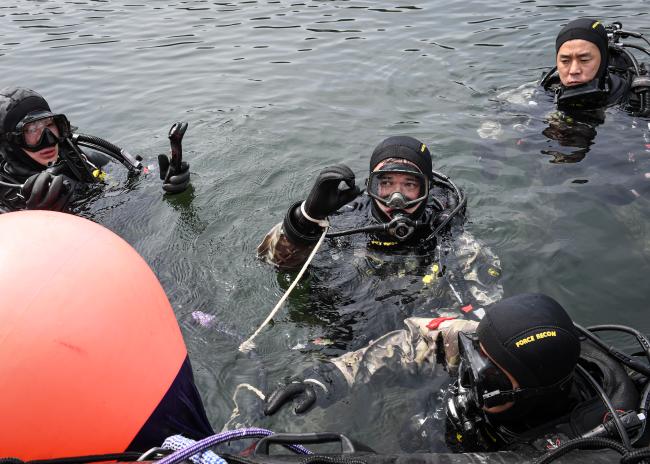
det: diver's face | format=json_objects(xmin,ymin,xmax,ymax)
[
  {"xmin": 21, "ymin": 117, "xmax": 61, "ymax": 166},
  {"xmin": 556, "ymin": 39, "xmax": 601, "ymax": 87},
  {"xmin": 480, "ymin": 342, "xmax": 520, "ymax": 414},
  {"xmin": 372, "ymin": 161, "xmax": 423, "ymax": 218}
]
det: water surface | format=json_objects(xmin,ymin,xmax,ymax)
[{"xmin": 3, "ymin": 0, "xmax": 650, "ymax": 452}]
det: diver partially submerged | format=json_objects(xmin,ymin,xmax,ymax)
[
  {"xmin": 262, "ymin": 293, "xmax": 649, "ymax": 455},
  {"xmin": 0, "ymin": 87, "xmax": 191, "ymax": 212},
  {"xmin": 541, "ymin": 19, "xmax": 650, "ymax": 116},
  {"xmin": 257, "ymin": 136, "xmax": 502, "ymax": 352}
]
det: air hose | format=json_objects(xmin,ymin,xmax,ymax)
[
  {"xmin": 72, "ymin": 133, "xmax": 142, "ymax": 173},
  {"xmin": 575, "ymin": 324, "xmax": 650, "ymax": 377},
  {"xmin": 0, "ymin": 180, "xmax": 22, "ymax": 189}
]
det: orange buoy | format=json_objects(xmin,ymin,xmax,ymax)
[{"xmin": 0, "ymin": 211, "xmax": 194, "ymax": 459}]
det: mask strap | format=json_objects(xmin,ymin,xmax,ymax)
[{"xmin": 482, "ymin": 373, "xmax": 574, "ymax": 408}]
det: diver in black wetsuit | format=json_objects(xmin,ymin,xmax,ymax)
[
  {"xmin": 261, "ymin": 293, "xmax": 649, "ymax": 455},
  {"xmin": 0, "ymin": 86, "xmax": 191, "ymax": 213},
  {"xmin": 257, "ymin": 135, "xmax": 502, "ymax": 353},
  {"xmin": 541, "ymin": 19, "xmax": 650, "ymax": 116}
]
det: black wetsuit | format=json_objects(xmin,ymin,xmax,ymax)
[
  {"xmin": 0, "ymin": 143, "xmax": 108, "ymax": 212},
  {"xmin": 259, "ymin": 184, "xmax": 503, "ymax": 355}
]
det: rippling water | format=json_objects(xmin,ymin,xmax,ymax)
[{"xmin": 3, "ymin": 0, "xmax": 650, "ymax": 453}]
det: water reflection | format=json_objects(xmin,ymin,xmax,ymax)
[{"xmin": 541, "ymin": 112, "xmax": 599, "ymax": 163}]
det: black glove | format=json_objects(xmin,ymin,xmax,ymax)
[
  {"xmin": 264, "ymin": 381, "xmax": 318, "ymax": 416},
  {"xmin": 283, "ymin": 165, "xmax": 360, "ymax": 245},
  {"xmin": 21, "ymin": 171, "xmax": 74, "ymax": 211},
  {"xmin": 159, "ymin": 121, "xmax": 190, "ymax": 194},
  {"xmin": 304, "ymin": 164, "xmax": 360, "ymax": 220}
]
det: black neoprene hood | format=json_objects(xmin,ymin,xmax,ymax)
[
  {"xmin": 477, "ymin": 293, "xmax": 581, "ymax": 389},
  {"xmin": 0, "ymin": 87, "xmax": 53, "ymax": 134},
  {"xmin": 369, "ymin": 136, "xmax": 433, "ymax": 180},
  {"xmin": 555, "ymin": 18, "xmax": 609, "ymax": 81}
]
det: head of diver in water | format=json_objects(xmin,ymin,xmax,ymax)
[
  {"xmin": 0, "ymin": 87, "xmax": 71, "ymax": 171},
  {"xmin": 365, "ymin": 136, "xmax": 432, "ymax": 241},
  {"xmin": 446, "ymin": 294, "xmax": 580, "ymax": 441},
  {"xmin": 550, "ymin": 19, "xmax": 612, "ymax": 111},
  {"xmin": 325, "ymin": 136, "xmax": 466, "ymax": 242}
]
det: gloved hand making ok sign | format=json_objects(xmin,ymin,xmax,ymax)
[
  {"xmin": 283, "ymin": 164, "xmax": 360, "ymax": 245},
  {"xmin": 158, "ymin": 121, "xmax": 191, "ymax": 194},
  {"xmin": 303, "ymin": 164, "xmax": 360, "ymax": 220}
]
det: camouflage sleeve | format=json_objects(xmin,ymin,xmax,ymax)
[
  {"xmin": 437, "ymin": 319, "xmax": 479, "ymax": 372},
  {"xmin": 256, "ymin": 222, "xmax": 317, "ymax": 271},
  {"xmin": 329, "ymin": 317, "xmax": 478, "ymax": 387},
  {"xmin": 451, "ymin": 230, "xmax": 503, "ymax": 308}
]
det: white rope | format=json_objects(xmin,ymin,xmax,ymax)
[
  {"xmin": 221, "ymin": 383, "xmax": 267, "ymax": 431},
  {"xmin": 300, "ymin": 201, "xmax": 330, "ymax": 228},
  {"xmin": 239, "ymin": 222, "xmax": 329, "ymax": 352}
]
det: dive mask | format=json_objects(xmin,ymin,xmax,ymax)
[
  {"xmin": 556, "ymin": 78, "xmax": 610, "ymax": 112},
  {"xmin": 456, "ymin": 331, "xmax": 574, "ymax": 409},
  {"xmin": 5, "ymin": 111, "xmax": 70, "ymax": 151},
  {"xmin": 457, "ymin": 332, "xmax": 513, "ymax": 409},
  {"xmin": 366, "ymin": 163, "xmax": 429, "ymax": 211}
]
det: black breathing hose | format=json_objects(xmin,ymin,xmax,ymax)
[
  {"xmin": 72, "ymin": 133, "xmax": 142, "ymax": 173},
  {"xmin": 617, "ymin": 45, "xmax": 642, "ymax": 75},
  {"xmin": 424, "ymin": 170, "xmax": 467, "ymax": 242},
  {"xmin": 623, "ymin": 43, "xmax": 650, "ymax": 59},
  {"xmin": 576, "ymin": 364, "xmax": 632, "ymax": 449},
  {"xmin": 629, "ymin": 381, "xmax": 650, "ymax": 445},
  {"xmin": 618, "ymin": 29, "xmax": 650, "ymax": 50},
  {"xmin": 575, "ymin": 324, "xmax": 650, "ymax": 377},
  {"xmin": 621, "ymin": 448, "xmax": 650, "ymax": 464},
  {"xmin": 326, "ymin": 222, "xmax": 390, "ymax": 238},
  {"xmin": 586, "ymin": 325, "xmax": 650, "ymax": 363},
  {"xmin": 0, "ymin": 180, "xmax": 22, "ymax": 189}
]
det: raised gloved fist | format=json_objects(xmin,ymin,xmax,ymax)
[
  {"xmin": 22, "ymin": 171, "xmax": 74, "ymax": 212},
  {"xmin": 263, "ymin": 381, "xmax": 317, "ymax": 416},
  {"xmin": 159, "ymin": 121, "xmax": 190, "ymax": 194},
  {"xmin": 303, "ymin": 164, "xmax": 360, "ymax": 220}
]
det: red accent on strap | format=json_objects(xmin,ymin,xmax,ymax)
[
  {"xmin": 427, "ymin": 316, "xmax": 457, "ymax": 330},
  {"xmin": 461, "ymin": 304, "xmax": 474, "ymax": 313}
]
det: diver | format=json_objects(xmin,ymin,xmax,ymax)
[
  {"xmin": 257, "ymin": 135, "xmax": 502, "ymax": 352},
  {"xmin": 541, "ymin": 18, "xmax": 650, "ymax": 116},
  {"xmin": 262, "ymin": 293, "xmax": 649, "ymax": 455},
  {"xmin": 0, "ymin": 86, "xmax": 191, "ymax": 212}
]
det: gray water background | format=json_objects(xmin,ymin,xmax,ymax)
[{"xmin": 3, "ymin": 0, "xmax": 650, "ymax": 453}]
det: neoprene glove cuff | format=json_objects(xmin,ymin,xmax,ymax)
[{"xmin": 282, "ymin": 201, "xmax": 324, "ymax": 245}]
